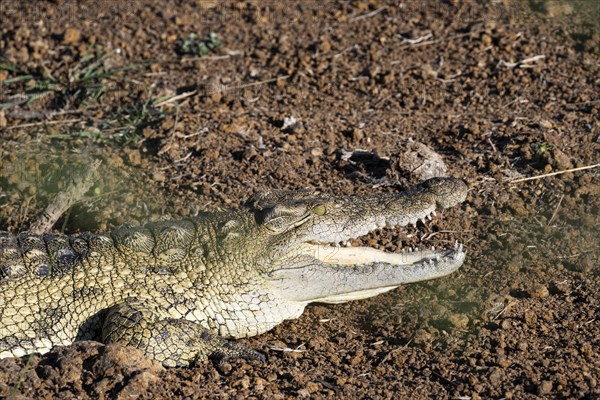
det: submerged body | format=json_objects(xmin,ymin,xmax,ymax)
[{"xmin": 0, "ymin": 178, "xmax": 468, "ymax": 366}]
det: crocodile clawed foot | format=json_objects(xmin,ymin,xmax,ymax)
[{"xmin": 212, "ymin": 340, "xmax": 266, "ymax": 365}]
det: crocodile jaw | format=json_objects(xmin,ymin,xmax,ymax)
[
  {"xmin": 258, "ymin": 178, "xmax": 468, "ymax": 304},
  {"xmin": 268, "ymin": 241, "xmax": 465, "ymax": 304}
]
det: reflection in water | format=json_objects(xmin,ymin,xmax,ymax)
[{"xmin": 525, "ymin": 0, "xmax": 600, "ymax": 52}]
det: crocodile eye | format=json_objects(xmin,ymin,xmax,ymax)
[{"xmin": 314, "ymin": 204, "xmax": 326, "ymax": 216}]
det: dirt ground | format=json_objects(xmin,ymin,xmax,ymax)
[{"xmin": 0, "ymin": 0, "xmax": 599, "ymax": 399}]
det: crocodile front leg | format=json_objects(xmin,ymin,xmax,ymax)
[{"xmin": 101, "ymin": 298, "xmax": 265, "ymax": 367}]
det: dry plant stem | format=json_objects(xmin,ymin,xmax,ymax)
[
  {"xmin": 29, "ymin": 160, "xmax": 102, "ymax": 234},
  {"xmin": 547, "ymin": 193, "xmax": 565, "ymax": 226},
  {"xmin": 153, "ymin": 76, "xmax": 289, "ymax": 107},
  {"xmin": 6, "ymin": 118, "xmax": 82, "ymax": 130},
  {"xmin": 153, "ymin": 91, "xmax": 197, "ymax": 107},
  {"xmin": 509, "ymin": 164, "xmax": 600, "ymax": 183},
  {"xmin": 350, "ymin": 6, "xmax": 387, "ymax": 22}
]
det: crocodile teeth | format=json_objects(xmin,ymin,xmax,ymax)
[{"xmin": 453, "ymin": 242, "xmax": 464, "ymax": 259}]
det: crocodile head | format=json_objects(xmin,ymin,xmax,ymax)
[{"xmin": 245, "ymin": 177, "xmax": 468, "ymax": 304}]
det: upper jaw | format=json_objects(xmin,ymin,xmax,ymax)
[
  {"xmin": 304, "ymin": 206, "xmax": 439, "ymax": 247},
  {"xmin": 294, "ymin": 177, "xmax": 468, "ymax": 246},
  {"xmin": 292, "ymin": 177, "xmax": 468, "ymax": 269}
]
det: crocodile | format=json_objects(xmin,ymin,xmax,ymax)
[{"xmin": 0, "ymin": 177, "xmax": 468, "ymax": 367}]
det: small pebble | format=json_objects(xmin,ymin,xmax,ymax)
[
  {"xmin": 538, "ymin": 380, "xmax": 553, "ymax": 395},
  {"xmin": 412, "ymin": 328, "xmax": 432, "ymax": 344},
  {"xmin": 63, "ymin": 27, "xmax": 81, "ymax": 44},
  {"xmin": 530, "ymin": 284, "xmax": 549, "ymax": 298},
  {"xmin": 150, "ymin": 171, "xmax": 165, "ymax": 183},
  {"xmin": 498, "ymin": 357, "xmax": 511, "ymax": 368},
  {"xmin": 517, "ymin": 341, "xmax": 528, "ymax": 351},
  {"xmin": 524, "ymin": 311, "xmax": 537, "ymax": 325},
  {"xmin": 448, "ymin": 313, "xmax": 469, "ymax": 329}
]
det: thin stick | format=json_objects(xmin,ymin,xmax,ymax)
[
  {"xmin": 180, "ymin": 54, "xmax": 240, "ymax": 63},
  {"xmin": 153, "ymin": 91, "xmax": 197, "ymax": 107},
  {"xmin": 29, "ymin": 160, "xmax": 102, "ymax": 234},
  {"xmin": 204, "ymin": 76, "xmax": 290, "ymax": 95},
  {"xmin": 400, "ymin": 33, "xmax": 433, "ymax": 45},
  {"xmin": 350, "ymin": 6, "xmax": 386, "ymax": 22},
  {"xmin": 547, "ymin": 194, "xmax": 564, "ymax": 226},
  {"xmin": 395, "ymin": 31, "xmax": 473, "ymax": 51},
  {"xmin": 509, "ymin": 164, "xmax": 599, "ymax": 183},
  {"xmin": 377, "ymin": 337, "xmax": 413, "ymax": 368},
  {"xmin": 5, "ymin": 118, "xmax": 82, "ymax": 130},
  {"xmin": 153, "ymin": 75, "xmax": 289, "ymax": 107},
  {"xmin": 497, "ymin": 55, "xmax": 545, "ymax": 69}
]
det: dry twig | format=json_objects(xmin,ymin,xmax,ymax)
[
  {"xmin": 509, "ymin": 164, "xmax": 599, "ymax": 183},
  {"xmin": 547, "ymin": 193, "xmax": 565, "ymax": 226},
  {"xmin": 153, "ymin": 91, "xmax": 197, "ymax": 107},
  {"xmin": 350, "ymin": 7, "xmax": 387, "ymax": 22},
  {"xmin": 5, "ymin": 118, "xmax": 82, "ymax": 130},
  {"xmin": 497, "ymin": 55, "xmax": 545, "ymax": 69}
]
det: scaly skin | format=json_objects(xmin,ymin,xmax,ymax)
[{"xmin": 0, "ymin": 177, "xmax": 468, "ymax": 367}]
